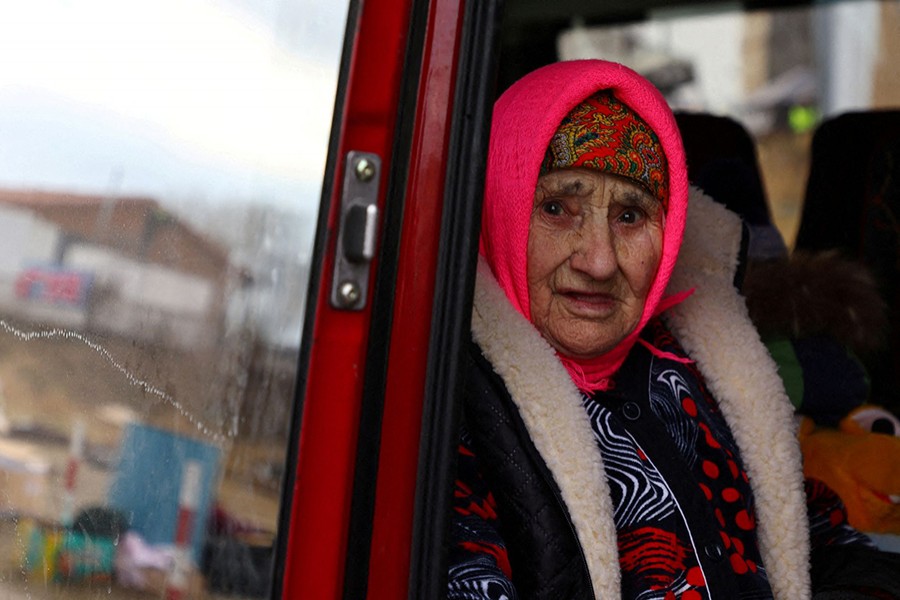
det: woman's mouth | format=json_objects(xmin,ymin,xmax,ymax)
[{"xmin": 559, "ymin": 290, "xmax": 617, "ymax": 314}]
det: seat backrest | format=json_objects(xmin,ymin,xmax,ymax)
[
  {"xmin": 796, "ymin": 111, "xmax": 900, "ymax": 411},
  {"xmin": 675, "ymin": 112, "xmax": 788, "ymax": 271},
  {"xmin": 794, "ymin": 110, "xmax": 900, "ymax": 255},
  {"xmin": 859, "ymin": 135, "xmax": 900, "ymax": 410},
  {"xmin": 675, "ymin": 112, "xmax": 773, "ymax": 226}
]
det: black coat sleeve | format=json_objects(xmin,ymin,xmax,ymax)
[{"xmin": 447, "ymin": 426, "xmax": 519, "ymax": 600}]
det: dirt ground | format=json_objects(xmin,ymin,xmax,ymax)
[{"xmin": 0, "ymin": 323, "xmax": 286, "ymax": 599}]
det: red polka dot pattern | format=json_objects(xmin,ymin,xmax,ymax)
[
  {"xmin": 730, "ymin": 553, "xmax": 749, "ymax": 574},
  {"xmin": 722, "ymin": 488, "xmax": 740, "ymax": 503},
  {"xmin": 735, "ymin": 510, "xmax": 754, "ymax": 531},
  {"xmin": 600, "ymin": 320, "xmax": 769, "ymax": 595},
  {"xmin": 682, "ymin": 397, "xmax": 697, "ymax": 416},
  {"xmin": 686, "ymin": 566, "xmax": 706, "ymax": 587},
  {"xmin": 669, "ymin": 346, "xmax": 764, "ymax": 583},
  {"xmin": 727, "ymin": 460, "xmax": 739, "ymax": 479},
  {"xmin": 698, "ymin": 422, "xmax": 722, "ymax": 449}
]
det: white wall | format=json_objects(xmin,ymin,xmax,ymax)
[
  {"xmin": 558, "ymin": 7, "xmax": 746, "ymax": 113},
  {"xmin": 642, "ymin": 7, "xmax": 745, "ymax": 114},
  {"xmin": 0, "ymin": 206, "xmax": 59, "ymax": 274},
  {"xmin": 67, "ymin": 244, "xmax": 217, "ymax": 348},
  {"xmin": 814, "ymin": 0, "xmax": 881, "ymax": 117}
]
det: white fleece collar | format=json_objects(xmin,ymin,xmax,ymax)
[
  {"xmin": 664, "ymin": 190, "xmax": 810, "ymax": 599},
  {"xmin": 470, "ymin": 188, "xmax": 810, "ymax": 600}
]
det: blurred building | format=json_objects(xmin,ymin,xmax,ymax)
[{"xmin": 0, "ymin": 188, "xmax": 230, "ymax": 349}]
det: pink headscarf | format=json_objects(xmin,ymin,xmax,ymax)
[{"xmin": 481, "ymin": 60, "xmax": 690, "ymax": 392}]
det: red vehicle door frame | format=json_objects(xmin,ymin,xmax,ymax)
[
  {"xmin": 361, "ymin": 0, "xmax": 501, "ymax": 596},
  {"xmin": 276, "ymin": 0, "xmax": 500, "ymax": 596},
  {"xmin": 275, "ymin": 0, "xmax": 417, "ymax": 596}
]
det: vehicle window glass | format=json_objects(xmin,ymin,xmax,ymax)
[
  {"xmin": 0, "ymin": 0, "xmax": 349, "ymax": 597},
  {"xmin": 558, "ymin": 0, "xmax": 900, "ymax": 249}
]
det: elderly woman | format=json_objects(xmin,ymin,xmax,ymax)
[{"xmin": 448, "ymin": 60, "xmax": 899, "ymax": 599}]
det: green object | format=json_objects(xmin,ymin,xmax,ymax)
[
  {"xmin": 765, "ymin": 337, "xmax": 805, "ymax": 410},
  {"xmin": 788, "ymin": 105, "xmax": 819, "ymax": 133}
]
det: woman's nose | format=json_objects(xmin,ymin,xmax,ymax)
[{"xmin": 569, "ymin": 221, "xmax": 618, "ymax": 280}]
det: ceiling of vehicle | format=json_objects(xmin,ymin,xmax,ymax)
[
  {"xmin": 496, "ymin": 0, "xmax": 820, "ymax": 92},
  {"xmin": 504, "ymin": 0, "xmax": 814, "ymax": 26}
]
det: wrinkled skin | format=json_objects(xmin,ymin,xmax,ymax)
[{"xmin": 527, "ymin": 168, "xmax": 664, "ymax": 359}]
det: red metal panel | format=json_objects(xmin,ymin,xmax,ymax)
[
  {"xmin": 281, "ymin": 0, "xmax": 414, "ymax": 597},
  {"xmin": 365, "ymin": 0, "xmax": 466, "ymax": 596}
]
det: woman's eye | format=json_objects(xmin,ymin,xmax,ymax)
[
  {"xmin": 541, "ymin": 200, "xmax": 565, "ymax": 216},
  {"xmin": 618, "ymin": 208, "xmax": 643, "ymax": 224}
]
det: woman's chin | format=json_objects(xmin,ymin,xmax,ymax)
[{"xmin": 550, "ymin": 332, "xmax": 620, "ymax": 360}]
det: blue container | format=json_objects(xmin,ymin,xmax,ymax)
[{"xmin": 108, "ymin": 423, "xmax": 221, "ymax": 562}]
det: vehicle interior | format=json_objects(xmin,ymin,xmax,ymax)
[
  {"xmin": 0, "ymin": 0, "xmax": 896, "ymax": 598},
  {"xmin": 416, "ymin": 0, "xmax": 900, "ymax": 595},
  {"xmin": 503, "ymin": 0, "xmax": 900, "ymax": 421}
]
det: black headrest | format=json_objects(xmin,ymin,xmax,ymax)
[
  {"xmin": 675, "ymin": 112, "xmax": 772, "ymax": 226},
  {"xmin": 794, "ymin": 110, "xmax": 900, "ymax": 254}
]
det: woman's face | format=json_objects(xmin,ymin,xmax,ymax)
[{"xmin": 527, "ymin": 168, "xmax": 664, "ymax": 359}]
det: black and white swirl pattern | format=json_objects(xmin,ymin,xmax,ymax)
[
  {"xmin": 582, "ymin": 395, "xmax": 675, "ymax": 528},
  {"xmin": 448, "ymin": 560, "xmax": 518, "ymax": 600},
  {"xmin": 651, "ymin": 368, "xmax": 701, "ymax": 465}
]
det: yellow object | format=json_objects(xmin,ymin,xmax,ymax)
[{"xmin": 799, "ymin": 406, "xmax": 900, "ymax": 534}]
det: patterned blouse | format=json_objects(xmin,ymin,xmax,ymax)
[{"xmin": 448, "ymin": 319, "xmax": 873, "ymax": 600}]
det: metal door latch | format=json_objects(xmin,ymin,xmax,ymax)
[{"xmin": 330, "ymin": 151, "xmax": 381, "ymax": 310}]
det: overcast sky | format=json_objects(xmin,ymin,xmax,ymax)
[{"xmin": 0, "ymin": 0, "xmax": 349, "ymax": 212}]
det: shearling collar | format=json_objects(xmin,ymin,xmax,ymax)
[{"xmin": 470, "ymin": 187, "xmax": 810, "ymax": 600}]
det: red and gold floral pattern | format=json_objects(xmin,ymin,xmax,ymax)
[{"xmin": 541, "ymin": 90, "xmax": 669, "ymax": 208}]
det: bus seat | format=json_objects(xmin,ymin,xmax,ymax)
[
  {"xmin": 796, "ymin": 111, "xmax": 900, "ymax": 411},
  {"xmin": 794, "ymin": 110, "xmax": 900, "ymax": 255},
  {"xmin": 675, "ymin": 112, "xmax": 787, "ymax": 266},
  {"xmin": 675, "ymin": 112, "xmax": 772, "ymax": 224},
  {"xmin": 860, "ymin": 136, "xmax": 900, "ymax": 411}
]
